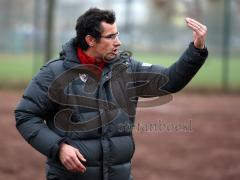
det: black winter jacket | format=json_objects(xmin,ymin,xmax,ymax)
[{"xmin": 15, "ymin": 39, "xmax": 208, "ymax": 180}]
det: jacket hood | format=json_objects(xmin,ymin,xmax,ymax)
[{"xmin": 60, "ymin": 38, "xmax": 79, "ymax": 63}]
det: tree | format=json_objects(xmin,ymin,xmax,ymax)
[{"xmin": 45, "ymin": 0, "xmax": 56, "ymax": 61}]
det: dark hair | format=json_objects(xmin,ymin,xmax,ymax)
[{"xmin": 74, "ymin": 8, "xmax": 116, "ymax": 50}]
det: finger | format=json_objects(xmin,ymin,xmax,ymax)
[
  {"xmin": 186, "ymin": 22, "xmax": 202, "ymax": 33},
  {"xmin": 64, "ymin": 159, "xmax": 78, "ymax": 172},
  {"xmin": 75, "ymin": 150, "xmax": 86, "ymax": 162},
  {"xmin": 186, "ymin": 19, "xmax": 201, "ymax": 29},
  {"xmin": 62, "ymin": 161, "xmax": 71, "ymax": 170},
  {"xmin": 75, "ymin": 151, "xmax": 87, "ymax": 172},
  {"xmin": 186, "ymin": 17, "xmax": 207, "ymax": 31},
  {"xmin": 70, "ymin": 156, "xmax": 86, "ymax": 172},
  {"xmin": 186, "ymin": 21, "xmax": 207, "ymax": 35},
  {"xmin": 185, "ymin": 19, "xmax": 200, "ymax": 30},
  {"xmin": 72, "ymin": 152, "xmax": 86, "ymax": 172},
  {"xmin": 62, "ymin": 154, "xmax": 81, "ymax": 172},
  {"xmin": 185, "ymin": 17, "xmax": 202, "ymax": 27}
]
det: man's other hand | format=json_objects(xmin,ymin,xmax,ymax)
[
  {"xmin": 59, "ymin": 143, "xmax": 86, "ymax": 173},
  {"xmin": 185, "ymin": 17, "xmax": 207, "ymax": 49}
]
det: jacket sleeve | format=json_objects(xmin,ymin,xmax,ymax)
[
  {"xmin": 14, "ymin": 64, "xmax": 66, "ymax": 160},
  {"xmin": 132, "ymin": 42, "xmax": 208, "ymax": 93}
]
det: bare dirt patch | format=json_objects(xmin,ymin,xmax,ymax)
[{"xmin": 1, "ymin": 90, "xmax": 240, "ymax": 180}]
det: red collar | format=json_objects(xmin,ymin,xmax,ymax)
[{"xmin": 77, "ymin": 48, "xmax": 105, "ymax": 70}]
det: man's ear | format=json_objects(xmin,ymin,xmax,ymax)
[{"xmin": 85, "ymin": 35, "xmax": 96, "ymax": 47}]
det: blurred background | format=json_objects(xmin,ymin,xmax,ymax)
[
  {"xmin": 0, "ymin": 0, "xmax": 240, "ymax": 180},
  {"xmin": 0, "ymin": 0, "xmax": 239, "ymax": 90}
]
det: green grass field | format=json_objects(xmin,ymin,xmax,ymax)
[
  {"xmin": 133, "ymin": 52, "xmax": 240, "ymax": 90},
  {"xmin": 0, "ymin": 53, "xmax": 239, "ymax": 90}
]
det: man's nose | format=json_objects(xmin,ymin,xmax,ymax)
[{"xmin": 114, "ymin": 37, "xmax": 121, "ymax": 46}]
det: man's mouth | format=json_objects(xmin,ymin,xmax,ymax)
[
  {"xmin": 104, "ymin": 49, "xmax": 119, "ymax": 60},
  {"xmin": 112, "ymin": 49, "xmax": 118, "ymax": 55}
]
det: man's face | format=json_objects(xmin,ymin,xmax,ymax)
[{"xmin": 92, "ymin": 22, "xmax": 121, "ymax": 61}]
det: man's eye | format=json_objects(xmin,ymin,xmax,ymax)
[
  {"xmin": 101, "ymin": 32, "xmax": 119, "ymax": 40},
  {"xmin": 107, "ymin": 35, "xmax": 114, "ymax": 39}
]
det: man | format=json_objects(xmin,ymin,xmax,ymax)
[{"xmin": 15, "ymin": 8, "xmax": 208, "ymax": 180}]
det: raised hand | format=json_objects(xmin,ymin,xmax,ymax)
[{"xmin": 185, "ymin": 17, "xmax": 207, "ymax": 49}]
